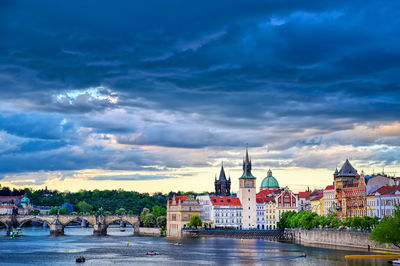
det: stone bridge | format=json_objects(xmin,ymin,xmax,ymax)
[{"xmin": 0, "ymin": 214, "xmax": 139, "ymax": 236}]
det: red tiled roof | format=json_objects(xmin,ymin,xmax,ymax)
[
  {"xmin": 0, "ymin": 205, "xmax": 17, "ymax": 208},
  {"xmin": 210, "ymin": 196, "xmax": 241, "ymax": 206},
  {"xmin": 257, "ymin": 189, "xmax": 280, "ymax": 198},
  {"xmin": 168, "ymin": 195, "xmax": 189, "ymax": 205},
  {"xmin": 373, "ymin": 185, "xmax": 400, "ymax": 196},
  {"xmin": 325, "ymin": 185, "xmax": 334, "ymax": 190},
  {"xmin": 298, "ymin": 192, "xmax": 311, "ymax": 198}
]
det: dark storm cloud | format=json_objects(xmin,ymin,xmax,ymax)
[{"xmin": 0, "ymin": 0, "xmax": 400, "ymax": 177}]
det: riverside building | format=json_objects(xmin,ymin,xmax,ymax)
[
  {"xmin": 166, "ymin": 195, "xmax": 200, "ymax": 237},
  {"xmin": 373, "ymin": 185, "xmax": 400, "ymax": 219},
  {"xmin": 334, "ymin": 160, "xmax": 367, "ymax": 218}
]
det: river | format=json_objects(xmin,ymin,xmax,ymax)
[{"xmin": 0, "ymin": 226, "xmax": 391, "ymax": 265}]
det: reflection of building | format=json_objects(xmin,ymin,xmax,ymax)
[
  {"xmin": 374, "ymin": 185, "xmax": 400, "ymax": 219},
  {"xmin": 334, "ymin": 160, "xmax": 366, "ymax": 218},
  {"xmin": 238, "ymin": 147, "xmax": 257, "ymax": 229},
  {"xmin": 214, "ymin": 163, "xmax": 231, "ymax": 196},
  {"xmin": 323, "ymin": 185, "xmax": 335, "ymax": 215},
  {"xmin": 210, "ymin": 196, "xmax": 242, "ymax": 229},
  {"xmin": 166, "ymin": 195, "xmax": 200, "ymax": 237}
]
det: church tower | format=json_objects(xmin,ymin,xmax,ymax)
[
  {"xmin": 238, "ymin": 146, "xmax": 257, "ymax": 229},
  {"xmin": 214, "ymin": 162, "xmax": 231, "ymax": 196}
]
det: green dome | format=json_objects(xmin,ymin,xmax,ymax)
[
  {"xmin": 260, "ymin": 169, "xmax": 279, "ymax": 188},
  {"xmin": 21, "ymin": 196, "xmax": 30, "ymax": 205}
]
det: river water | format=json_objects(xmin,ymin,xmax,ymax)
[{"xmin": 0, "ymin": 226, "xmax": 391, "ymax": 265}]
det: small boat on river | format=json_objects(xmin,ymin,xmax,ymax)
[
  {"xmin": 10, "ymin": 229, "xmax": 23, "ymax": 237},
  {"xmin": 146, "ymin": 251, "xmax": 159, "ymax": 256},
  {"xmin": 76, "ymin": 256, "xmax": 86, "ymax": 263}
]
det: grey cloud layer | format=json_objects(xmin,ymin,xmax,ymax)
[{"xmin": 0, "ymin": 0, "xmax": 399, "ymax": 179}]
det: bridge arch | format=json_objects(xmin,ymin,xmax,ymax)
[
  {"xmin": 18, "ymin": 217, "xmax": 52, "ymax": 228},
  {"xmin": 61, "ymin": 216, "xmax": 94, "ymax": 227},
  {"xmin": 0, "ymin": 219, "xmax": 9, "ymax": 229},
  {"xmin": 105, "ymin": 216, "xmax": 139, "ymax": 227}
]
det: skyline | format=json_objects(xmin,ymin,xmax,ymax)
[{"xmin": 1, "ymin": 1, "xmax": 400, "ymax": 192}]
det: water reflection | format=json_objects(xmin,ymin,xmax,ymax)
[{"xmin": 0, "ymin": 227, "xmax": 391, "ymax": 265}]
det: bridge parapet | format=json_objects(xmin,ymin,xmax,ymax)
[{"xmin": 0, "ymin": 214, "xmax": 140, "ymax": 236}]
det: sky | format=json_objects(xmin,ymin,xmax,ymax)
[{"xmin": 0, "ymin": 0, "xmax": 400, "ymax": 193}]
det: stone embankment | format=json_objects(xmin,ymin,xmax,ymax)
[
  {"xmin": 137, "ymin": 227, "xmax": 161, "ymax": 236},
  {"xmin": 288, "ymin": 229, "xmax": 399, "ymax": 252},
  {"xmin": 182, "ymin": 229, "xmax": 292, "ymax": 241}
]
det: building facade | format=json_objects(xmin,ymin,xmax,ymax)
[
  {"xmin": 374, "ymin": 185, "xmax": 400, "ymax": 219},
  {"xmin": 298, "ymin": 191, "xmax": 311, "ymax": 211},
  {"xmin": 276, "ymin": 187, "xmax": 298, "ymax": 220},
  {"xmin": 210, "ymin": 196, "xmax": 242, "ymax": 229},
  {"xmin": 366, "ymin": 194, "xmax": 377, "ymax": 217},
  {"xmin": 238, "ymin": 147, "xmax": 257, "ymax": 229},
  {"xmin": 167, "ymin": 195, "xmax": 200, "ymax": 237},
  {"xmin": 334, "ymin": 160, "xmax": 367, "ymax": 218},
  {"xmin": 196, "ymin": 194, "xmax": 213, "ymax": 227},
  {"xmin": 323, "ymin": 185, "xmax": 335, "ymax": 215}
]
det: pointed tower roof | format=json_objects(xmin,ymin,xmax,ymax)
[
  {"xmin": 218, "ymin": 162, "xmax": 227, "ymax": 183},
  {"xmin": 337, "ymin": 159, "xmax": 359, "ymax": 177},
  {"xmin": 334, "ymin": 168, "xmax": 339, "ymax": 175},
  {"xmin": 240, "ymin": 146, "xmax": 256, "ymax": 179}
]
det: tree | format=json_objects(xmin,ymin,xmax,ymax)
[
  {"xmin": 187, "ymin": 214, "xmax": 202, "ymax": 228},
  {"xmin": 351, "ymin": 216, "xmax": 362, "ymax": 229},
  {"xmin": 343, "ymin": 217, "xmax": 352, "ymax": 228},
  {"xmin": 77, "ymin": 201, "xmax": 93, "ymax": 213},
  {"xmin": 116, "ymin": 208, "xmax": 126, "ymax": 215},
  {"xmin": 59, "ymin": 206, "xmax": 70, "ymax": 215},
  {"xmin": 141, "ymin": 207, "xmax": 150, "ymax": 225},
  {"xmin": 30, "ymin": 209, "xmax": 40, "ymax": 215},
  {"xmin": 143, "ymin": 213, "xmax": 156, "ymax": 227},
  {"xmin": 152, "ymin": 205, "xmax": 166, "ymax": 218},
  {"xmin": 370, "ymin": 205, "xmax": 400, "ymax": 248},
  {"xmin": 49, "ymin": 207, "xmax": 59, "ymax": 215},
  {"xmin": 156, "ymin": 215, "xmax": 166, "ymax": 227}
]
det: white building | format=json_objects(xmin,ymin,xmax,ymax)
[
  {"xmin": 374, "ymin": 185, "xmax": 400, "ymax": 219},
  {"xmin": 256, "ymin": 198, "xmax": 266, "ymax": 229},
  {"xmin": 323, "ymin": 185, "xmax": 335, "ymax": 215},
  {"xmin": 196, "ymin": 194, "xmax": 213, "ymax": 227},
  {"xmin": 210, "ymin": 196, "xmax": 242, "ymax": 229},
  {"xmin": 298, "ymin": 191, "xmax": 311, "ymax": 211}
]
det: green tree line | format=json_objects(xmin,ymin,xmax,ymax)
[
  {"xmin": 279, "ymin": 210, "xmax": 379, "ymax": 231},
  {"xmin": 22, "ymin": 188, "xmax": 203, "ymax": 214}
]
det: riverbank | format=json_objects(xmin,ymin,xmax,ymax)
[{"xmin": 288, "ymin": 228, "xmax": 399, "ymax": 252}]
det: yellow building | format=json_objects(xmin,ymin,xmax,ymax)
[
  {"xmin": 166, "ymin": 195, "xmax": 200, "ymax": 237},
  {"xmin": 366, "ymin": 194, "xmax": 376, "ymax": 217},
  {"xmin": 310, "ymin": 194, "xmax": 324, "ymax": 216}
]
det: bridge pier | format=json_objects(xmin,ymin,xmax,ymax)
[
  {"xmin": 93, "ymin": 223, "xmax": 107, "ymax": 236},
  {"xmin": 50, "ymin": 220, "xmax": 64, "ymax": 236}
]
